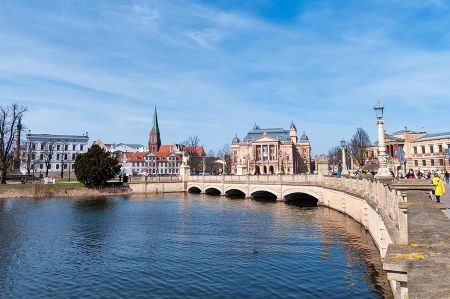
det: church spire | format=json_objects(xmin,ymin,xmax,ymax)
[
  {"xmin": 149, "ymin": 106, "xmax": 161, "ymax": 153},
  {"xmin": 152, "ymin": 106, "xmax": 159, "ymax": 131}
]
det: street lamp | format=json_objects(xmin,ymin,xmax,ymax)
[
  {"xmin": 340, "ymin": 140, "xmax": 347, "ymax": 174},
  {"xmin": 374, "ymin": 102, "xmax": 391, "ymax": 178}
]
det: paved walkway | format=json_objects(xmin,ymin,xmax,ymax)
[{"xmin": 440, "ymin": 181, "xmax": 450, "ymax": 218}]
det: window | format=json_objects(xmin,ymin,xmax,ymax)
[
  {"xmin": 56, "ymin": 164, "xmax": 59, "ymax": 170},
  {"xmin": 57, "ymin": 154, "xmax": 60, "ymax": 160},
  {"xmin": 40, "ymin": 164, "xmax": 43, "ymax": 169},
  {"xmin": 421, "ymin": 146, "xmax": 425, "ymax": 153},
  {"xmin": 431, "ymin": 159, "xmax": 435, "ymax": 166},
  {"xmin": 413, "ymin": 147, "xmax": 417, "ymax": 155},
  {"xmin": 64, "ymin": 164, "xmax": 67, "ymax": 169},
  {"xmin": 430, "ymin": 145, "xmax": 434, "ymax": 153},
  {"xmin": 32, "ymin": 143, "xmax": 36, "ymax": 150},
  {"xmin": 40, "ymin": 153, "xmax": 44, "ymax": 160},
  {"xmin": 32, "ymin": 153, "xmax": 35, "ymax": 160},
  {"xmin": 422, "ymin": 160, "xmax": 426, "ymax": 166},
  {"xmin": 57, "ymin": 145, "xmax": 60, "ymax": 151},
  {"xmin": 80, "ymin": 145, "xmax": 84, "ymax": 151},
  {"xmin": 48, "ymin": 164, "xmax": 51, "ymax": 169},
  {"xmin": 414, "ymin": 160, "xmax": 418, "ymax": 167},
  {"xmin": 438, "ymin": 144, "xmax": 443, "ymax": 153},
  {"xmin": 65, "ymin": 144, "xmax": 68, "ymax": 151},
  {"xmin": 72, "ymin": 154, "xmax": 76, "ymax": 160},
  {"xmin": 64, "ymin": 154, "xmax": 68, "ymax": 160},
  {"xmin": 286, "ymin": 155, "xmax": 290, "ymax": 161},
  {"xmin": 439, "ymin": 159, "xmax": 444, "ymax": 166},
  {"xmin": 40, "ymin": 144, "xmax": 44, "ymax": 150},
  {"xmin": 73, "ymin": 145, "xmax": 76, "ymax": 151},
  {"xmin": 132, "ymin": 162, "xmax": 135, "ymax": 167}
]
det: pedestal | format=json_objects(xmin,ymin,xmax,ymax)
[
  {"xmin": 236, "ymin": 165, "xmax": 247, "ymax": 176},
  {"xmin": 180, "ymin": 165, "xmax": 190, "ymax": 182}
]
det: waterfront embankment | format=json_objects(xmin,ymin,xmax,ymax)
[{"xmin": 0, "ymin": 182, "xmax": 131, "ymax": 199}]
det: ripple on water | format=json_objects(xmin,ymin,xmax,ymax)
[{"xmin": 0, "ymin": 195, "xmax": 392, "ymax": 299}]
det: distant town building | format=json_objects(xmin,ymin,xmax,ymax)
[
  {"xmin": 92, "ymin": 140, "xmax": 147, "ymax": 154},
  {"xmin": 365, "ymin": 129, "xmax": 450, "ymax": 173},
  {"xmin": 118, "ymin": 107, "xmax": 205, "ymax": 176},
  {"xmin": 22, "ymin": 132, "xmax": 89, "ymax": 176},
  {"xmin": 231, "ymin": 122, "xmax": 312, "ymax": 175},
  {"xmin": 148, "ymin": 106, "xmax": 161, "ymax": 153}
]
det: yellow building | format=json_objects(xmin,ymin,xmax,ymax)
[
  {"xmin": 231, "ymin": 122, "xmax": 311, "ymax": 175},
  {"xmin": 365, "ymin": 129, "xmax": 450, "ymax": 173}
]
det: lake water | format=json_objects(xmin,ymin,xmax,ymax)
[{"xmin": 0, "ymin": 194, "xmax": 392, "ymax": 298}]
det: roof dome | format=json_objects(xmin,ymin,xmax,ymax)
[
  {"xmin": 232, "ymin": 134, "xmax": 240, "ymax": 144},
  {"xmin": 300, "ymin": 131, "xmax": 309, "ymax": 141}
]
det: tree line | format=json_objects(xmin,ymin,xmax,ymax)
[{"xmin": 328, "ymin": 127, "xmax": 372, "ymax": 172}]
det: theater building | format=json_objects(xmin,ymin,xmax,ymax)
[{"xmin": 231, "ymin": 122, "xmax": 311, "ymax": 175}]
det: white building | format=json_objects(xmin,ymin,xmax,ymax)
[
  {"xmin": 22, "ymin": 132, "xmax": 89, "ymax": 176},
  {"xmin": 92, "ymin": 140, "xmax": 148, "ymax": 154},
  {"xmin": 119, "ymin": 152, "xmax": 182, "ymax": 176}
]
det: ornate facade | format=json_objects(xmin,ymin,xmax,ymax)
[
  {"xmin": 365, "ymin": 129, "xmax": 450, "ymax": 173},
  {"xmin": 231, "ymin": 122, "xmax": 311, "ymax": 175}
]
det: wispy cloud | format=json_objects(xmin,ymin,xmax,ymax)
[{"xmin": 0, "ymin": 0, "xmax": 449, "ymax": 153}]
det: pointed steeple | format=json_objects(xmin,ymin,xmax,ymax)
[
  {"xmin": 152, "ymin": 106, "xmax": 159, "ymax": 131},
  {"xmin": 149, "ymin": 106, "xmax": 161, "ymax": 153}
]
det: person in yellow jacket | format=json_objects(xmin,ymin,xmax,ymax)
[{"xmin": 432, "ymin": 173, "xmax": 446, "ymax": 203}]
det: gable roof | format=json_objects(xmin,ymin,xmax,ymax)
[{"xmin": 124, "ymin": 152, "xmax": 147, "ymax": 161}]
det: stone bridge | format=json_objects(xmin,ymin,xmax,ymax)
[
  {"xmin": 186, "ymin": 175, "xmax": 324, "ymax": 202},
  {"xmin": 183, "ymin": 174, "xmax": 449, "ymax": 299},
  {"xmin": 130, "ymin": 174, "xmax": 450, "ymax": 298}
]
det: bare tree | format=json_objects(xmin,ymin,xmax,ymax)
[
  {"xmin": 204, "ymin": 150, "xmax": 217, "ymax": 173},
  {"xmin": 350, "ymin": 128, "xmax": 371, "ymax": 168},
  {"xmin": 182, "ymin": 135, "xmax": 201, "ymax": 171},
  {"xmin": 0, "ymin": 103, "xmax": 27, "ymax": 184},
  {"xmin": 327, "ymin": 146, "xmax": 341, "ymax": 172},
  {"xmin": 42, "ymin": 141, "xmax": 56, "ymax": 177},
  {"xmin": 23, "ymin": 140, "xmax": 40, "ymax": 176},
  {"xmin": 58, "ymin": 142, "xmax": 68, "ymax": 178},
  {"xmin": 217, "ymin": 143, "xmax": 231, "ymax": 174}
]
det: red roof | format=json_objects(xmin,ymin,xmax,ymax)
[
  {"xmin": 185, "ymin": 146, "xmax": 205, "ymax": 156},
  {"xmin": 124, "ymin": 152, "xmax": 147, "ymax": 161},
  {"xmin": 158, "ymin": 144, "xmax": 176, "ymax": 154}
]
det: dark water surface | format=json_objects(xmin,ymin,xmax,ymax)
[{"xmin": 0, "ymin": 194, "xmax": 392, "ymax": 298}]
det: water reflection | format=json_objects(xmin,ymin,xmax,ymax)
[{"xmin": 0, "ymin": 195, "xmax": 392, "ymax": 299}]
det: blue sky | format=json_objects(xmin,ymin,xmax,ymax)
[{"xmin": 1, "ymin": 0, "xmax": 450, "ymax": 155}]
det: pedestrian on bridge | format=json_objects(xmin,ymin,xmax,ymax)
[
  {"xmin": 445, "ymin": 171, "xmax": 449, "ymax": 184},
  {"xmin": 432, "ymin": 173, "xmax": 446, "ymax": 203}
]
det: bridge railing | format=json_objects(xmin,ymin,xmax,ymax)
[
  {"xmin": 129, "ymin": 176, "xmax": 182, "ymax": 183},
  {"xmin": 187, "ymin": 174, "xmax": 323, "ymax": 184}
]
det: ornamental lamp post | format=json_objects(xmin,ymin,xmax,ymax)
[
  {"xmin": 340, "ymin": 139, "xmax": 347, "ymax": 174},
  {"xmin": 374, "ymin": 102, "xmax": 391, "ymax": 179}
]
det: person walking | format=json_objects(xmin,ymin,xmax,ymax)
[
  {"xmin": 445, "ymin": 170, "xmax": 449, "ymax": 184},
  {"xmin": 432, "ymin": 173, "xmax": 446, "ymax": 203}
]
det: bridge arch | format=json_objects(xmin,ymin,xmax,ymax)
[
  {"xmin": 187, "ymin": 185, "xmax": 202, "ymax": 194},
  {"xmin": 224, "ymin": 187, "xmax": 247, "ymax": 198},
  {"xmin": 282, "ymin": 189, "xmax": 321, "ymax": 202},
  {"xmin": 283, "ymin": 192, "xmax": 319, "ymax": 207},
  {"xmin": 250, "ymin": 187, "xmax": 278, "ymax": 201},
  {"xmin": 205, "ymin": 187, "xmax": 221, "ymax": 196}
]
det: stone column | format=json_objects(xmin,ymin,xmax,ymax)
[{"xmin": 377, "ymin": 119, "xmax": 391, "ymax": 179}]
